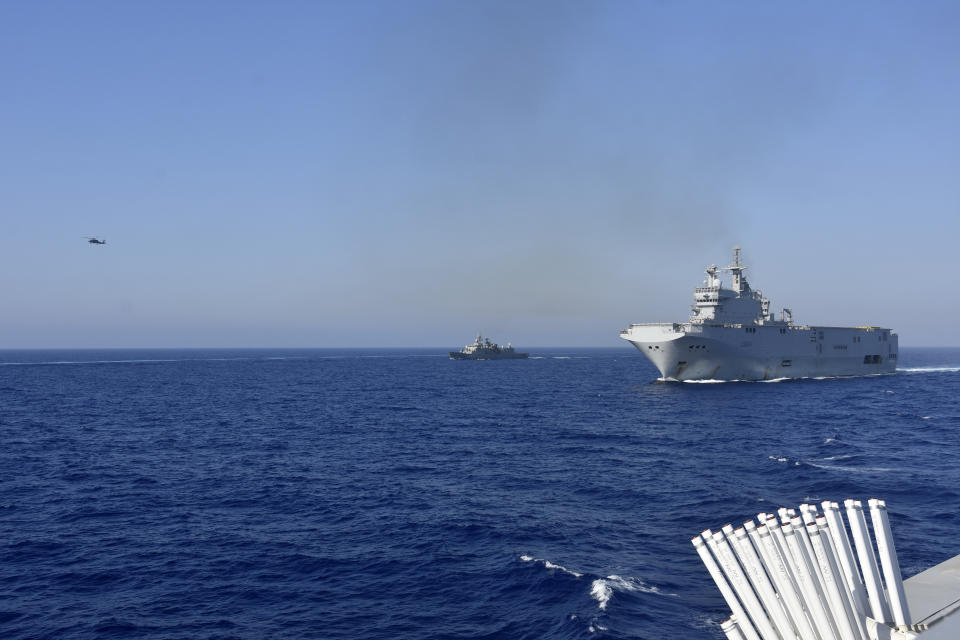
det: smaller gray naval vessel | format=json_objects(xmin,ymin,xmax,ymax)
[
  {"xmin": 621, "ymin": 247, "xmax": 898, "ymax": 381},
  {"xmin": 449, "ymin": 333, "xmax": 529, "ymax": 360}
]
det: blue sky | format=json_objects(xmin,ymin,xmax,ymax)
[{"xmin": 2, "ymin": 1, "xmax": 959, "ymax": 347}]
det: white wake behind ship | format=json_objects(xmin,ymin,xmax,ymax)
[{"xmin": 620, "ymin": 247, "xmax": 898, "ymax": 381}]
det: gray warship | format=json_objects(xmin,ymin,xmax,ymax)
[
  {"xmin": 449, "ymin": 333, "xmax": 529, "ymax": 360},
  {"xmin": 621, "ymin": 247, "xmax": 898, "ymax": 381}
]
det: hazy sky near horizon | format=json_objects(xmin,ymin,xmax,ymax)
[{"xmin": 3, "ymin": 1, "xmax": 959, "ymax": 347}]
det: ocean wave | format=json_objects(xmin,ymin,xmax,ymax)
[
  {"xmin": 898, "ymin": 366, "xmax": 960, "ymax": 373},
  {"xmin": 519, "ymin": 555, "xmax": 583, "ymax": 578},
  {"xmin": 691, "ymin": 615, "xmax": 725, "ymax": 632},
  {"xmin": 590, "ymin": 575, "xmax": 674, "ymax": 610},
  {"xmin": 804, "ymin": 461, "xmax": 894, "ymax": 473},
  {"xmin": 769, "ymin": 451, "xmax": 889, "ymax": 473},
  {"xmin": 590, "ymin": 580, "xmax": 613, "ymax": 610}
]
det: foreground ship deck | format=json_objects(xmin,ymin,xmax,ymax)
[{"xmin": 621, "ymin": 248, "xmax": 898, "ymax": 381}]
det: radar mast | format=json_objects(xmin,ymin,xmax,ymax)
[{"xmin": 726, "ymin": 246, "xmax": 748, "ymax": 295}]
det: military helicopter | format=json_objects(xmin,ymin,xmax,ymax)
[{"xmin": 84, "ymin": 237, "xmax": 106, "ymax": 245}]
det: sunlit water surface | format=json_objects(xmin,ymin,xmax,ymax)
[{"xmin": 2, "ymin": 347, "xmax": 958, "ymax": 639}]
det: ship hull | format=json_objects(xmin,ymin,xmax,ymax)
[
  {"xmin": 449, "ymin": 352, "xmax": 529, "ymax": 360},
  {"xmin": 621, "ymin": 323, "xmax": 897, "ymax": 381}
]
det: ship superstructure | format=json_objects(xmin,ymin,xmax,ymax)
[
  {"xmin": 620, "ymin": 247, "xmax": 898, "ymax": 381},
  {"xmin": 450, "ymin": 333, "xmax": 529, "ymax": 360}
]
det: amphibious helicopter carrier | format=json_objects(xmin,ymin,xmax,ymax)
[{"xmin": 620, "ymin": 247, "xmax": 898, "ymax": 381}]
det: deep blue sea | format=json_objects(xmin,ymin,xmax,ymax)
[{"xmin": 2, "ymin": 347, "xmax": 959, "ymax": 639}]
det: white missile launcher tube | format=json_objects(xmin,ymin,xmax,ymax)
[
  {"xmin": 693, "ymin": 534, "xmax": 762, "ymax": 640},
  {"xmin": 764, "ymin": 513, "xmax": 800, "ymax": 589},
  {"xmin": 746, "ymin": 522, "xmax": 802, "ymax": 636},
  {"xmin": 757, "ymin": 513, "xmax": 796, "ymax": 587},
  {"xmin": 793, "ymin": 515, "xmax": 833, "ymax": 624},
  {"xmin": 756, "ymin": 523, "xmax": 819, "ymax": 640},
  {"xmin": 796, "ymin": 514, "xmax": 826, "ymax": 584},
  {"xmin": 696, "ymin": 500, "xmax": 911, "ymax": 640},
  {"xmin": 745, "ymin": 520, "xmax": 793, "ymax": 607},
  {"xmin": 709, "ymin": 531, "xmax": 781, "ymax": 640},
  {"xmin": 844, "ymin": 500, "xmax": 890, "ymax": 623},
  {"xmin": 868, "ymin": 499, "xmax": 910, "ymax": 627},
  {"xmin": 728, "ymin": 524, "xmax": 795, "ymax": 637},
  {"xmin": 722, "ymin": 616, "xmax": 747, "ymax": 640},
  {"xmin": 745, "ymin": 521, "xmax": 774, "ymax": 575},
  {"xmin": 784, "ymin": 521, "xmax": 840, "ymax": 640},
  {"xmin": 816, "ymin": 516, "xmax": 869, "ymax": 640},
  {"xmin": 769, "ymin": 514, "xmax": 812, "ymax": 620},
  {"xmin": 821, "ymin": 501, "xmax": 870, "ymax": 616},
  {"xmin": 800, "ymin": 511, "xmax": 829, "ymax": 589},
  {"xmin": 810, "ymin": 506, "xmax": 864, "ymax": 638},
  {"xmin": 808, "ymin": 522, "xmax": 858, "ymax": 640}
]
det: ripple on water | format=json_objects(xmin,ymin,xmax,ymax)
[{"xmin": 0, "ymin": 347, "xmax": 958, "ymax": 639}]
